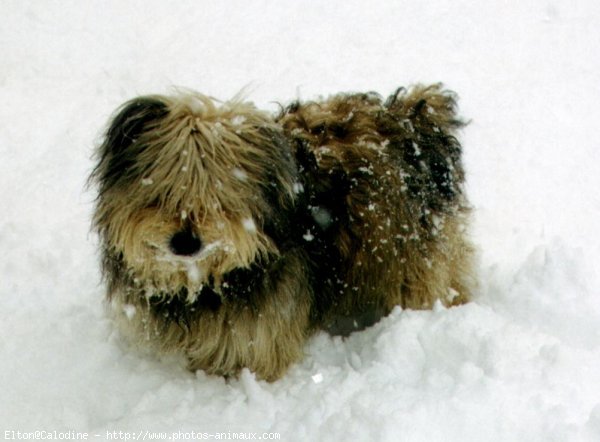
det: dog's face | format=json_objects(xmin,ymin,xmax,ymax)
[{"xmin": 91, "ymin": 93, "xmax": 298, "ymax": 297}]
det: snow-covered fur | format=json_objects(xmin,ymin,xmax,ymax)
[{"xmin": 90, "ymin": 84, "xmax": 475, "ymax": 381}]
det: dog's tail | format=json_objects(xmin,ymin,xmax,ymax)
[
  {"xmin": 381, "ymin": 84, "xmax": 467, "ymax": 213},
  {"xmin": 384, "ymin": 83, "xmax": 465, "ymax": 131}
]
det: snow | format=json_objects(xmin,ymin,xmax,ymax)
[
  {"xmin": 311, "ymin": 206, "xmax": 333, "ymax": 229},
  {"xmin": 232, "ymin": 167, "xmax": 249, "ymax": 181},
  {"xmin": 242, "ymin": 218, "xmax": 257, "ymax": 233},
  {"xmin": 1, "ymin": 1, "xmax": 600, "ymax": 441},
  {"xmin": 303, "ymin": 231, "xmax": 315, "ymax": 242},
  {"xmin": 231, "ymin": 116, "xmax": 247, "ymax": 127}
]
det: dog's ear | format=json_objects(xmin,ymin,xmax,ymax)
[
  {"xmin": 92, "ymin": 97, "xmax": 169, "ymax": 191},
  {"xmin": 104, "ymin": 97, "xmax": 169, "ymax": 155}
]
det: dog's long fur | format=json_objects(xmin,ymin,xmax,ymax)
[{"xmin": 91, "ymin": 84, "xmax": 475, "ymax": 381}]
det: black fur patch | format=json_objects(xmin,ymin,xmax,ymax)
[
  {"xmin": 379, "ymin": 96, "xmax": 464, "ymax": 217},
  {"xmin": 93, "ymin": 97, "xmax": 169, "ymax": 193},
  {"xmin": 149, "ymin": 285, "xmax": 222, "ymax": 330}
]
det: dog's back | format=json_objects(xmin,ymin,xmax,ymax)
[{"xmin": 277, "ymin": 85, "xmax": 475, "ymax": 335}]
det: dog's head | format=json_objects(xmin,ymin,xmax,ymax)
[{"xmin": 91, "ymin": 92, "xmax": 299, "ymax": 297}]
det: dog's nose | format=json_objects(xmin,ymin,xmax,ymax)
[{"xmin": 169, "ymin": 229, "xmax": 202, "ymax": 256}]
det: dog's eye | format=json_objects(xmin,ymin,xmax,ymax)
[{"xmin": 310, "ymin": 123, "xmax": 326, "ymax": 135}]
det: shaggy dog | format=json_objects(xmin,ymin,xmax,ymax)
[{"xmin": 90, "ymin": 84, "xmax": 474, "ymax": 381}]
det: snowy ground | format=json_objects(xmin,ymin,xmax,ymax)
[{"xmin": 2, "ymin": 1, "xmax": 600, "ymax": 441}]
